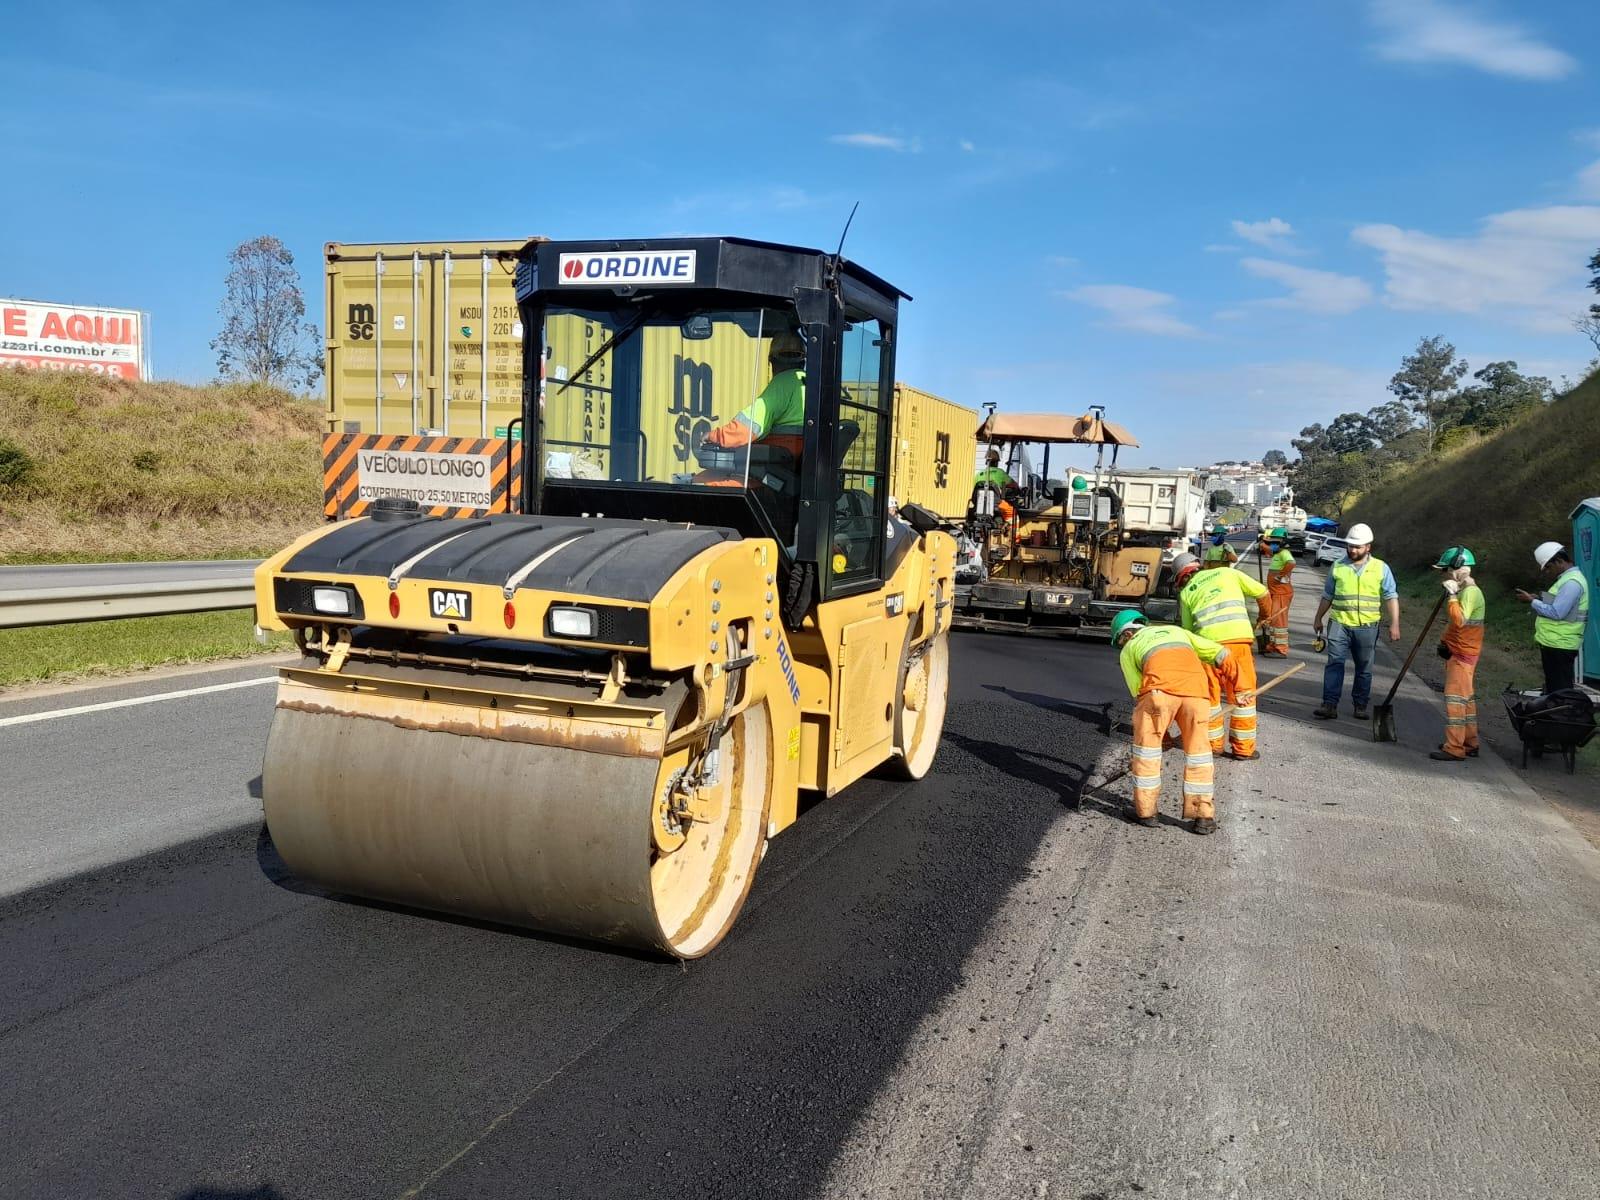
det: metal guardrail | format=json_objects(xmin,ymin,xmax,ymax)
[{"xmin": 0, "ymin": 576, "xmax": 257, "ymax": 629}]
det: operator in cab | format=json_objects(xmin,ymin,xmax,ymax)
[
  {"xmin": 704, "ymin": 330, "xmax": 808, "ymax": 459},
  {"xmin": 974, "ymin": 448, "xmax": 1015, "ymax": 491}
]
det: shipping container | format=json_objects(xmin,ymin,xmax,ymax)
[
  {"xmin": 892, "ymin": 384, "xmax": 979, "ymax": 520},
  {"xmin": 325, "ymin": 240, "xmax": 979, "ymax": 518},
  {"xmin": 324, "ymin": 240, "xmax": 539, "ymax": 438}
]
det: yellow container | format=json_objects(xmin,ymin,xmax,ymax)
[
  {"xmin": 890, "ymin": 384, "xmax": 979, "ymax": 520},
  {"xmin": 324, "ymin": 239, "xmax": 539, "ymax": 437}
]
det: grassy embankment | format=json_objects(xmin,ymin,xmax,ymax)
[
  {"xmin": 1343, "ymin": 367, "xmax": 1600, "ymax": 781},
  {"xmin": 0, "ymin": 369, "xmax": 322, "ymax": 686}
]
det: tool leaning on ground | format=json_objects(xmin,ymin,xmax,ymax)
[{"xmin": 1371, "ymin": 590, "xmax": 1449, "ymax": 743}]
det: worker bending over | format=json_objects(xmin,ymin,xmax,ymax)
[
  {"xmin": 1262, "ymin": 527, "xmax": 1294, "ymax": 658},
  {"xmin": 1311, "ymin": 523, "xmax": 1400, "ymax": 720},
  {"xmin": 1516, "ymin": 542, "xmax": 1590, "ymax": 694},
  {"xmin": 1111, "ymin": 611, "xmax": 1230, "ymax": 835},
  {"xmin": 1174, "ymin": 551, "xmax": 1269, "ymax": 759},
  {"xmin": 1202, "ymin": 524, "xmax": 1238, "ymax": 567},
  {"xmin": 1431, "ymin": 546, "xmax": 1483, "ymax": 763}
]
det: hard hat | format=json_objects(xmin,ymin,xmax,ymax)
[
  {"xmin": 1346, "ymin": 523, "xmax": 1374, "ymax": 546},
  {"xmin": 1534, "ymin": 541, "xmax": 1565, "ymax": 569},
  {"xmin": 1171, "ymin": 551, "xmax": 1201, "ymax": 582},
  {"xmin": 1110, "ymin": 610, "xmax": 1146, "ymax": 641},
  {"xmin": 986, "ymin": 447, "xmax": 1001, "ymax": 463},
  {"xmin": 1270, "ymin": 526, "xmax": 1288, "ymax": 539},
  {"xmin": 1433, "ymin": 546, "xmax": 1476, "ymax": 570},
  {"xmin": 769, "ymin": 331, "xmax": 805, "ymax": 363}
]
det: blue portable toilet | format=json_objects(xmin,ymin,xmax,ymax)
[{"xmin": 1572, "ymin": 498, "xmax": 1600, "ymax": 689}]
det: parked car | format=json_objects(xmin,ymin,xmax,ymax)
[
  {"xmin": 1315, "ymin": 536, "xmax": 1349, "ymax": 566},
  {"xmin": 1299, "ymin": 532, "xmax": 1327, "ymax": 559}
]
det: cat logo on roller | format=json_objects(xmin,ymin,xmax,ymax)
[{"xmin": 429, "ymin": 588, "xmax": 472, "ymax": 621}]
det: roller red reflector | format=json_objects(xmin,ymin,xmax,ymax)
[
  {"xmin": 388, "ymin": 592, "xmax": 400, "ymax": 618},
  {"xmin": 503, "ymin": 602, "xmax": 517, "ymax": 629}
]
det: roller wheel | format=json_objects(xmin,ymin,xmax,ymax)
[{"xmin": 886, "ymin": 626, "xmax": 950, "ymax": 780}]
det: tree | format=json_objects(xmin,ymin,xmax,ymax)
[
  {"xmin": 1578, "ymin": 311, "xmax": 1600, "ymax": 357},
  {"xmin": 1388, "ymin": 335, "xmax": 1467, "ymax": 454},
  {"xmin": 1261, "ymin": 449, "xmax": 1288, "ymax": 470},
  {"xmin": 1588, "ymin": 247, "xmax": 1600, "ymax": 316},
  {"xmin": 1208, "ymin": 489, "xmax": 1235, "ymax": 511},
  {"xmin": 1364, "ymin": 400, "xmax": 1414, "ymax": 444},
  {"xmin": 1453, "ymin": 360, "xmax": 1551, "ymax": 431},
  {"xmin": 212, "ymin": 236, "xmax": 321, "ymax": 389}
]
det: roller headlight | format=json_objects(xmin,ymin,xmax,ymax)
[
  {"xmin": 548, "ymin": 606, "xmax": 596, "ymax": 639},
  {"xmin": 311, "ymin": 586, "xmax": 355, "ymax": 616}
]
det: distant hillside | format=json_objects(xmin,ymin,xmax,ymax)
[
  {"xmin": 1344, "ymin": 367, "xmax": 1600, "ymax": 592},
  {"xmin": 0, "ymin": 368, "xmax": 323, "ymax": 561}
]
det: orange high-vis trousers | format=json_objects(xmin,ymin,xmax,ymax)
[
  {"xmin": 1131, "ymin": 689, "xmax": 1215, "ymax": 821},
  {"xmin": 1442, "ymin": 655, "xmax": 1479, "ymax": 759},
  {"xmin": 1210, "ymin": 640, "xmax": 1259, "ymax": 756},
  {"xmin": 1266, "ymin": 583, "xmax": 1293, "ymax": 654}
]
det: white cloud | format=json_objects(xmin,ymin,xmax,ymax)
[
  {"xmin": 1580, "ymin": 160, "xmax": 1600, "ymax": 201},
  {"xmin": 1240, "ymin": 258, "xmax": 1375, "ymax": 314},
  {"xmin": 959, "ymin": 138, "xmax": 976, "ymax": 152},
  {"xmin": 828, "ymin": 132, "xmax": 918, "ymax": 152},
  {"xmin": 1352, "ymin": 204, "xmax": 1600, "ymax": 331},
  {"xmin": 1576, "ymin": 129, "xmax": 1600, "ymax": 150},
  {"xmin": 1231, "ymin": 217, "xmax": 1299, "ymax": 253},
  {"xmin": 1368, "ymin": 0, "xmax": 1575, "ymax": 81},
  {"xmin": 1066, "ymin": 285, "xmax": 1200, "ymax": 338}
]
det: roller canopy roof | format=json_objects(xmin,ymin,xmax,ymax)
[{"xmin": 976, "ymin": 411, "xmax": 1140, "ymax": 448}]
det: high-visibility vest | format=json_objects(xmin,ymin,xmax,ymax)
[
  {"xmin": 1534, "ymin": 566, "xmax": 1590, "ymax": 651},
  {"xmin": 1329, "ymin": 557, "xmax": 1388, "ymax": 628},
  {"xmin": 1180, "ymin": 567, "xmax": 1264, "ymax": 643},
  {"xmin": 1119, "ymin": 624, "xmax": 1224, "ymax": 699}
]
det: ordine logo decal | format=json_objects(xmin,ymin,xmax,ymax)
[{"xmin": 556, "ymin": 251, "xmax": 698, "ymax": 286}]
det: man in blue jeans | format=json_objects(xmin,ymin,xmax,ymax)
[{"xmin": 1309, "ymin": 523, "xmax": 1401, "ymax": 719}]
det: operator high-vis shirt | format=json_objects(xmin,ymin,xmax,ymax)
[
  {"xmin": 1533, "ymin": 567, "xmax": 1590, "ymax": 651},
  {"xmin": 1202, "ymin": 543, "xmax": 1238, "ymax": 565},
  {"xmin": 1119, "ymin": 625, "xmax": 1228, "ymax": 700},
  {"xmin": 1443, "ymin": 583, "xmax": 1486, "ymax": 662},
  {"xmin": 706, "ymin": 369, "xmax": 806, "ymax": 449},
  {"xmin": 974, "ymin": 465, "xmax": 1013, "ymax": 489},
  {"xmin": 1268, "ymin": 549, "xmax": 1295, "ymax": 582},
  {"xmin": 1322, "ymin": 556, "xmax": 1398, "ymax": 627},
  {"xmin": 1180, "ymin": 567, "xmax": 1268, "ymax": 644}
]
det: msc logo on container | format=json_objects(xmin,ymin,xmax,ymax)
[
  {"xmin": 429, "ymin": 588, "xmax": 472, "ymax": 620},
  {"xmin": 557, "ymin": 251, "xmax": 697, "ymax": 286}
]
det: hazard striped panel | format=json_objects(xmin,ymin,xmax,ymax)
[{"xmin": 322, "ymin": 434, "xmax": 524, "ymax": 520}]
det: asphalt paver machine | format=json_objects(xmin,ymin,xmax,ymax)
[
  {"xmin": 953, "ymin": 408, "xmax": 1174, "ymax": 635},
  {"xmin": 254, "ymin": 237, "xmax": 956, "ymax": 957}
]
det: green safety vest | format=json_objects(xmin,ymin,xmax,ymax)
[
  {"xmin": 1329, "ymin": 557, "xmax": 1388, "ymax": 628},
  {"xmin": 1534, "ymin": 566, "xmax": 1590, "ymax": 651},
  {"xmin": 1118, "ymin": 624, "xmax": 1224, "ymax": 698},
  {"xmin": 974, "ymin": 466, "xmax": 1011, "ymax": 489},
  {"xmin": 1180, "ymin": 567, "xmax": 1266, "ymax": 643},
  {"xmin": 1202, "ymin": 544, "xmax": 1235, "ymax": 564},
  {"xmin": 728, "ymin": 369, "xmax": 806, "ymax": 440}
]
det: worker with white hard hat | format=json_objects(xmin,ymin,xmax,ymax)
[
  {"xmin": 1310, "ymin": 522, "xmax": 1400, "ymax": 720},
  {"xmin": 1515, "ymin": 541, "xmax": 1590, "ymax": 693}
]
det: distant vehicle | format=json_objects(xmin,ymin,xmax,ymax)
[{"xmin": 1315, "ymin": 536, "xmax": 1349, "ymax": 566}]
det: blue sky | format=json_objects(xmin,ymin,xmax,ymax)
[{"xmin": 4, "ymin": 0, "xmax": 1599, "ymax": 466}]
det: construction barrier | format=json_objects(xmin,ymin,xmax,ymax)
[{"xmin": 322, "ymin": 433, "xmax": 523, "ymax": 520}]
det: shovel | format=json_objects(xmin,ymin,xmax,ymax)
[{"xmin": 1372, "ymin": 591, "xmax": 1448, "ymax": 743}]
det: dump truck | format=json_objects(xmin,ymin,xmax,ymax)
[
  {"xmin": 255, "ymin": 236, "xmax": 956, "ymax": 957},
  {"xmin": 953, "ymin": 408, "xmax": 1181, "ymax": 635},
  {"xmin": 319, "ymin": 240, "xmax": 976, "ymax": 520}
]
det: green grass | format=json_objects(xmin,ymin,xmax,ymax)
[
  {"xmin": 0, "ymin": 609, "xmax": 293, "ymax": 689},
  {"xmin": 0, "ymin": 367, "xmax": 324, "ymax": 562}
]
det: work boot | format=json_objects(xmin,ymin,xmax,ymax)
[
  {"xmin": 1128, "ymin": 811, "xmax": 1159, "ymax": 828},
  {"xmin": 1191, "ymin": 817, "xmax": 1218, "ymax": 835},
  {"xmin": 1227, "ymin": 749, "xmax": 1260, "ymax": 761},
  {"xmin": 1429, "ymin": 750, "xmax": 1464, "ymax": 762},
  {"xmin": 1353, "ymin": 705, "xmax": 1370, "ymax": 720},
  {"xmin": 1313, "ymin": 704, "xmax": 1337, "ymax": 720},
  {"xmin": 1467, "ymin": 747, "xmax": 1479, "ymax": 758}
]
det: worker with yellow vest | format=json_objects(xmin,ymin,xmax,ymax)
[
  {"xmin": 1258, "ymin": 526, "xmax": 1295, "ymax": 657},
  {"xmin": 1515, "ymin": 541, "xmax": 1591, "ymax": 693},
  {"xmin": 1430, "ymin": 546, "xmax": 1484, "ymax": 763},
  {"xmin": 1174, "ymin": 551, "xmax": 1270, "ymax": 759},
  {"xmin": 1311, "ymin": 523, "xmax": 1400, "ymax": 720},
  {"xmin": 1202, "ymin": 524, "xmax": 1238, "ymax": 568},
  {"xmin": 1111, "ymin": 609, "xmax": 1230, "ymax": 835}
]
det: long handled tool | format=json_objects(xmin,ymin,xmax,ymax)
[
  {"xmin": 1372, "ymin": 591, "xmax": 1447, "ymax": 743},
  {"xmin": 1253, "ymin": 660, "xmax": 1305, "ymax": 698}
]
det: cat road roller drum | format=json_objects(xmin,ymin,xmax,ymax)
[{"xmin": 255, "ymin": 236, "xmax": 955, "ymax": 956}]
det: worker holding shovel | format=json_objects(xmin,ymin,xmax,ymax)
[{"xmin": 1431, "ymin": 546, "xmax": 1483, "ymax": 763}]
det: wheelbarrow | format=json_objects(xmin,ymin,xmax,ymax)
[
  {"xmin": 1372, "ymin": 591, "xmax": 1448, "ymax": 742},
  {"xmin": 1501, "ymin": 687, "xmax": 1597, "ymax": 774}
]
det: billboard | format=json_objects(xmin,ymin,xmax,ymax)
[{"xmin": 0, "ymin": 298, "xmax": 150, "ymax": 380}]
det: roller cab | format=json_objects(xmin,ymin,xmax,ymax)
[{"xmin": 257, "ymin": 237, "xmax": 955, "ymax": 956}]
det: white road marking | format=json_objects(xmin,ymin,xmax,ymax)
[{"xmin": 0, "ymin": 675, "xmax": 277, "ymax": 729}]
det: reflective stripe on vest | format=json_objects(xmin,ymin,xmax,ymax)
[
  {"xmin": 1330, "ymin": 558, "xmax": 1387, "ymax": 627},
  {"xmin": 1132, "ymin": 625, "xmax": 1192, "ymax": 669},
  {"xmin": 1534, "ymin": 567, "xmax": 1590, "ymax": 651},
  {"xmin": 1182, "ymin": 571, "xmax": 1256, "ymax": 643}
]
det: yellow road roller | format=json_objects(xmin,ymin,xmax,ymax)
[{"xmin": 255, "ymin": 236, "xmax": 955, "ymax": 956}]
